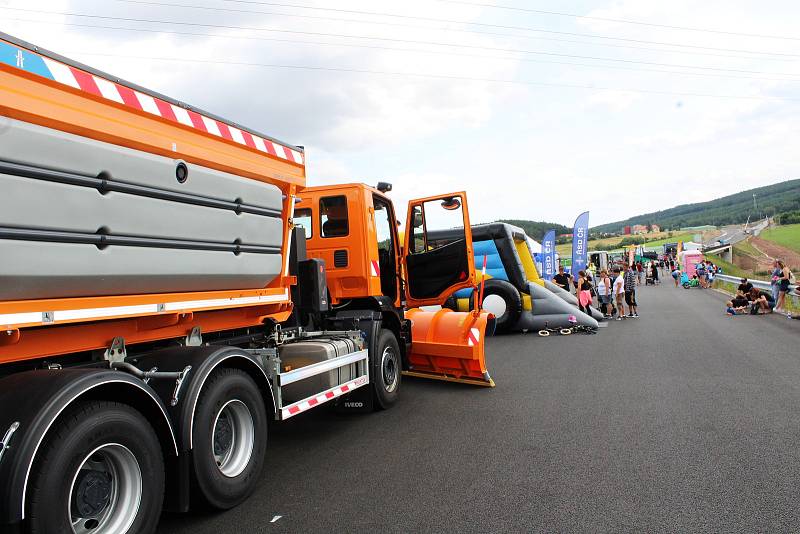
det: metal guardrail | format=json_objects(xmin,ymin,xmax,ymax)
[{"xmin": 715, "ymin": 273, "xmax": 798, "ymax": 294}]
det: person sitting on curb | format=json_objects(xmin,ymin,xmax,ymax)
[
  {"xmin": 731, "ymin": 290, "xmax": 749, "ymax": 309},
  {"xmin": 748, "ymin": 286, "xmax": 775, "ymax": 314},
  {"xmin": 738, "ymin": 278, "xmax": 754, "ymax": 294}
]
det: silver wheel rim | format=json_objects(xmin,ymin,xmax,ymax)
[
  {"xmin": 69, "ymin": 443, "xmax": 142, "ymax": 534},
  {"xmin": 538, "ymin": 330, "xmax": 550, "ymax": 337},
  {"xmin": 212, "ymin": 400, "xmax": 254, "ymax": 478},
  {"xmin": 381, "ymin": 345, "xmax": 399, "ymax": 393},
  {"xmin": 482, "ymin": 294, "xmax": 507, "ymax": 319}
]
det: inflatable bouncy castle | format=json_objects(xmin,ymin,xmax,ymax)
[{"xmin": 440, "ymin": 223, "xmax": 599, "ymax": 333}]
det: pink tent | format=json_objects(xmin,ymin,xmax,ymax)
[{"xmin": 679, "ymin": 251, "xmax": 704, "ymax": 277}]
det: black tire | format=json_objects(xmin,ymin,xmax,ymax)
[
  {"xmin": 443, "ymin": 291, "xmax": 474, "ymax": 312},
  {"xmin": 27, "ymin": 400, "xmax": 164, "ymax": 534},
  {"xmin": 481, "ymin": 279, "xmax": 522, "ymax": 333},
  {"xmin": 372, "ymin": 329, "xmax": 401, "ymax": 410},
  {"xmin": 191, "ymin": 368, "xmax": 267, "ymax": 510}
]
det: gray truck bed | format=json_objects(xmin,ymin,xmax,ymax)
[{"xmin": 0, "ymin": 118, "xmax": 285, "ymax": 300}]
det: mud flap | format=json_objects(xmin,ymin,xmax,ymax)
[{"xmin": 403, "ymin": 308, "xmax": 495, "ymax": 387}]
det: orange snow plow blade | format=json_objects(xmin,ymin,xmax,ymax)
[{"xmin": 404, "ymin": 308, "xmax": 495, "ymax": 387}]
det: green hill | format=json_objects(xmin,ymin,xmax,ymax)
[
  {"xmin": 495, "ymin": 219, "xmax": 571, "ymax": 241},
  {"xmin": 591, "ymin": 179, "xmax": 800, "ymax": 233}
]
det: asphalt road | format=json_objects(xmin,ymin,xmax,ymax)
[{"xmin": 158, "ymin": 282, "xmax": 800, "ymax": 533}]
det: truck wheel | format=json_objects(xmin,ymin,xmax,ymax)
[
  {"xmin": 191, "ymin": 368, "xmax": 267, "ymax": 510},
  {"xmin": 27, "ymin": 400, "xmax": 164, "ymax": 534},
  {"xmin": 372, "ymin": 329, "xmax": 401, "ymax": 410}
]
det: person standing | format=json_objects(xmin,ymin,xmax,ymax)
[
  {"xmin": 636, "ymin": 261, "xmax": 644, "ymax": 284},
  {"xmin": 696, "ymin": 260, "xmax": 707, "ymax": 288},
  {"xmin": 596, "ymin": 269, "xmax": 612, "ymax": 318},
  {"xmin": 623, "ymin": 263, "xmax": 639, "ymax": 317},
  {"xmin": 613, "ymin": 267, "xmax": 626, "ymax": 320},
  {"xmin": 576, "ymin": 270, "xmax": 593, "ymax": 314},
  {"xmin": 775, "ymin": 260, "xmax": 793, "ymax": 314},
  {"xmin": 770, "ymin": 260, "xmax": 782, "ymax": 304},
  {"xmin": 553, "ymin": 265, "xmax": 572, "ymax": 293}
]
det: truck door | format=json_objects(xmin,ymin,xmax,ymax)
[{"xmin": 403, "ymin": 192, "xmax": 476, "ymax": 308}]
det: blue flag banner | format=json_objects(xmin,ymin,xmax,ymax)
[
  {"xmin": 542, "ymin": 230, "xmax": 556, "ymax": 280},
  {"xmin": 571, "ymin": 211, "xmax": 590, "ymax": 278}
]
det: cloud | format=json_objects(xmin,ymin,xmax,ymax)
[
  {"xmin": 7, "ymin": 0, "xmax": 519, "ymax": 151},
  {"xmin": 4, "ymin": 0, "xmax": 800, "ymax": 228}
]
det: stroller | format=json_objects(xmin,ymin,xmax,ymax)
[{"xmin": 645, "ymin": 263, "xmax": 658, "ymax": 285}]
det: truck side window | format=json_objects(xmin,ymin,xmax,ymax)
[
  {"xmin": 320, "ymin": 196, "xmax": 349, "ymax": 237},
  {"xmin": 410, "ymin": 205, "xmax": 425, "ymax": 253},
  {"xmin": 294, "ymin": 208, "xmax": 312, "ymax": 239}
]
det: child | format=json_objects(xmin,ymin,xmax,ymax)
[{"xmin": 726, "ymin": 301, "xmax": 745, "ymax": 315}]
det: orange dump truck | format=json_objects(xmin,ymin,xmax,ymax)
[{"xmin": 0, "ymin": 32, "xmax": 493, "ymax": 532}]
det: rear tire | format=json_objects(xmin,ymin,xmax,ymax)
[
  {"xmin": 372, "ymin": 329, "xmax": 401, "ymax": 410},
  {"xmin": 191, "ymin": 368, "xmax": 267, "ymax": 510},
  {"xmin": 27, "ymin": 400, "xmax": 164, "ymax": 534}
]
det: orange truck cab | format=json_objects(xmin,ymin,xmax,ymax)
[{"xmin": 296, "ymin": 183, "xmax": 496, "ymax": 387}]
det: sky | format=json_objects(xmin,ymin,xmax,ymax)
[{"xmin": 3, "ymin": 0, "xmax": 800, "ymax": 230}]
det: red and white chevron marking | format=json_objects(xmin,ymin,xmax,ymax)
[
  {"xmin": 370, "ymin": 260, "xmax": 380, "ymax": 277},
  {"xmin": 38, "ymin": 56, "xmax": 304, "ymax": 165},
  {"xmin": 281, "ymin": 374, "xmax": 369, "ymax": 420},
  {"xmin": 467, "ymin": 327, "xmax": 480, "ymax": 347}
]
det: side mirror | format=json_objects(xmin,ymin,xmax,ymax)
[{"xmin": 440, "ymin": 197, "xmax": 461, "ymax": 210}]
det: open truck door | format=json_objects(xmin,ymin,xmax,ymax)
[{"xmin": 402, "ymin": 192, "xmax": 495, "ymax": 387}]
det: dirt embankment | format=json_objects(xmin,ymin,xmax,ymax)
[{"xmin": 751, "ymin": 237, "xmax": 800, "ymax": 271}]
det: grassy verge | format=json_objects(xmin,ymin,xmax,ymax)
[
  {"xmin": 759, "ymin": 223, "xmax": 800, "ymax": 254},
  {"xmin": 704, "ymin": 255, "xmax": 750, "ymax": 278},
  {"xmin": 733, "ymin": 238, "xmax": 760, "ymax": 257}
]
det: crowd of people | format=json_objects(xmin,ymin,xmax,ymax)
[
  {"xmin": 726, "ymin": 260, "xmax": 796, "ymax": 316},
  {"xmin": 669, "ymin": 258, "xmax": 719, "ymax": 289},
  {"xmin": 552, "ymin": 262, "xmax": 643, "ymax": 320},
  {"xmin": 550, "ymin": 255, "xmax": 796, "ymax": 321}
]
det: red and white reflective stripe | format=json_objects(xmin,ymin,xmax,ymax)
[
  {"xmin": 38, "ymin": 57, "xmax": 304, "ymax": 166},
  {"xmin": 281, "ymin": 375, "xmax": 369, "ymax": 420},
  {"xmin": 0, "ymin": 289, "xmax": 290, "ymax": 328},
  {"xmin": 370, "ymin": 260, "xmax": 380, "ymax": 277},
  {"xmin": 467, "ymin": 327, "xmax": 480, "ymax": 347}
]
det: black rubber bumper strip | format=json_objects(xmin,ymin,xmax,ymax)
[
  {"xmin": 0, "ymin": 226, "xmax": 281, "ymax": 254},
  {"xmin": 0, "ymin": 159, "xmax": 283, "ymax": 218}
]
